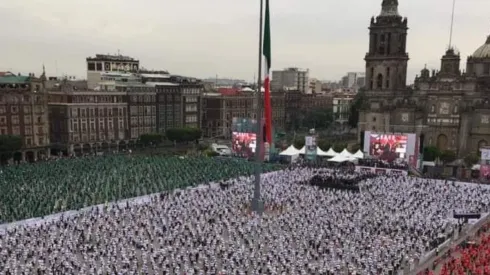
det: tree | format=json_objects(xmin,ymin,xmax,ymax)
[
  {"xmin": 139, "ymin": 133, "xmax": 164, "ymax": 146},
  {"xmin": 317, "ymin": 139, "xmax": 331, "ymax": 151},
  {"xmin": 423, "ymin": 146, "xmax": 440, "ymax": 162},
  {"xmin": 293, "ymin": 137, "xmax": 305, "ymax": 149},
  {"xmin": 165, "ymin": 128, "xmax": 202, "ymax": 143},
  {"xmin": 439, "ymin": 150, "xmax": 457, "ymax": 164},
  {"xmin": 333, "ymin": 142, "xmax": 347, "ymax": 153},
  {"xmin": 464, "ymin": 153, "xmax": 480, "ymax": 168},
  {"xmin": 350, "ymin": 143, "xmax": 361, "ymax": 153},
  {"xmin": 0, "ymin": 135, "xmax": 22, "ymax": 163},
  {"xmin": 348, "ymin": 90, "xmax": 366, "ymax": 129},
  {"xmin": 303, "ymin": 108, "xmax": 334, "ymax": 130}
]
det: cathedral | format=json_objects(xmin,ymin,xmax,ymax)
[{"xmin": 358, "ymin": 0, "xmax": 490, "ymax": 157}]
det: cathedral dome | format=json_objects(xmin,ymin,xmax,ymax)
[{"xmin": 472, "ymin": 36, "xmax": 490, "ymax": 58}]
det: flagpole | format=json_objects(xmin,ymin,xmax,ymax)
[{"xmin": 252, "ymin": 0, "xmax": 264, "ymax": 214}]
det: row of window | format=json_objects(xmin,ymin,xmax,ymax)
[
  {"xmin": 0, "ymin": 115, "xmax": 43, "ymax": 125},
  {"xmin": 185, "ymin": 115, "xmax": 198, "ymax": 123},
  {"xmin": 0, "ymin": 105, "xmax": 44, "ymax": 114},
  {"xmin": 71, "ymin": 118, "xmax": 125, "ymax": 132},
  {"xmin": 72, "ymin": 131, "xmax": 125, "ymax": 143},
  {"xmin": 0, "ymin": 95, "xmax": 43, "ymax": 104},
  {"xmin": 130, "ymin": 117, "xmax": 156, "ymax": 126},
  {"xmin": 71, "ymin": 107, "xmax": 126, "ymax": 118},
  {"xmin": 72, "ymin": 95, "xmax": 124, "ymax": 104},
  {"xmin": 130, "ymin": 95, "xmax": 156, "ymax": 103},
  {"xmin": 129, "ymin": 106, "xmax": 155, "ymax": 115}
]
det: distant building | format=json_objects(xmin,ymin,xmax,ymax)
[
  {"xmin": 155, "ymin": 78, "xmax": 203, "ymax": 133},
  {"xmin": 271, "ymin": 68, "xmax": 309, "ymax": 93},
  {"xmin": 332, "ymin": 91, "xmax": 356, "ymax": 125},
  {"xmin": 127, "ymin": 86, "xmax": 157, "ymax": 140},
  {"xmin": 48, "ymin": 82, "xmax": 128, "ymax": 155},
  {"xmin": 0, "ymin": 72, "xmax": 50, "ymax": 161},
  {"xmin": 341, "ymin": 72, "xmax": 365, "ymax": 91},
  {"xmin": 308, "ymin": 78, "xmax": 322, "ymax": 94},
  {"xmin": 201, "ymin": 91, "xmax": 285, "ymax": 138},
  {"xmin": 86, "ymin": 54, "xmax": 140, "ymax": 89}
]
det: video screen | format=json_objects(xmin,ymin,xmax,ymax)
[
  {"xmin": 232, "ymin": 132, "xmax": 257, "ymax": 158},
  {"xmin": 369, "ymin": 134, "xmax": 408, "ymax": 161}
]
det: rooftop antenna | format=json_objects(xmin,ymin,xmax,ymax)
[{"xmin": 448, "ymin": 0, "xmax": 456, "ymax": 49}]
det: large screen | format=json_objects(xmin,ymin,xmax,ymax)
[
  {"xmin": 369, "ymin": 133, "xmax": 408, "ymax": 161},
  {"xmin": 232, "ymin": 132, "xmax": 257, "ymax": 158}
]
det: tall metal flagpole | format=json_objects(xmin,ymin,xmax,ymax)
[
  {"xmin": 448, "ymin": 0, "xmax": 456, "ymax": 48},
  {"xmin": 252, "ymin": 0, "xmax": 264, "ymax": 214}
]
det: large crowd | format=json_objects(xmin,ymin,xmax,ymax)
[
  {"xmin": 437, "ymin": 225, "xmax": 490, "ymax": 275},
  {"xmin": 0, "ymin": 155, "xmax": 282, "ymax": 223},
  {"xmin": 1, "ymin": 163, "xmax": 490, "ymax": 274}
]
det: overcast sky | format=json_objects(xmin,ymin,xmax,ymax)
[{"xmin": 0, "ymin": 0, "xmax": 489, "ymax": 83}]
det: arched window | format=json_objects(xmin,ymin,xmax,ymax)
[
  {"xmin": 385, "ymin": 68, "xmax": 390, "ymax": 89},
  {"xmin": 370, "ymin": 67, "xmax": 374, "ymax": 90},
  {"xmin": 376, "ymin": 74, "xmax": 383, "ymax": 89}
]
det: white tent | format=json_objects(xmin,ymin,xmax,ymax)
[
  {"xmin": 316, "ymin": 147, "xmax": 329, "ymax": 157},
  {"xmin": 298, "ymin": 146, "xmax": 330, "ymax": 156},
  {"xmin": 352, "ymin": 150, "xmax": 364, "ymax": 159},
  {"xmin": 279, "ymin": 145, "xmax": 300, "ymax": 156},
  {"xmin": 325, "ymin": 148, "xmax": 338, "ymax": 157},
  {"xmin": 327, "ymin": 154, "xmax": 355, "ymax": 163},
  {"xmin": 339, "ymin": 149, "xmax": 353, "ymax": 158}
]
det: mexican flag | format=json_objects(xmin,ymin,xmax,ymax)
[{"xmin": 263, "ymin": 0, "xmax": 272, "ymax": 144}]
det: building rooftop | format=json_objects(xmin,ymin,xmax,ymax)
[
  {"xmin": 0, "ymin": 75, "xmax": 32, "ymax": 84},
  {"xmin": 86, "ymin": 54, "xmax": 139, "ymax": 62},
  {"xmin": 140, "ymin": 73, "xmax": 171, "ymax": 79},
  {"xmin": 147, "ymin": 82, "xmax": 180, "ymax": 87}
]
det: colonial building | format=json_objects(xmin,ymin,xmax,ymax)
[
  {"xmin": 48, "ymin": 82, "xmax": 128, "ymax": 155},
  {"xmin": 154, "ymin": 78, "xmax": 203, "ymax": 133},
  {"xmin": 358, "ymin": 0, "xmax": 490, "ymax": 157},
  {"xmin": 127, "ymin": 86, "xmax": 157, "ymax": 140},
  {"xmin": 0, "ymin": 72, "xmax": 50, "ymax": 161},
  {"xmin": 201, "ymin": 91, "xmax": 286, "ymax": 138}
]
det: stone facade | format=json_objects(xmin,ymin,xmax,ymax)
[{"xmin": 358, "ymin": 0, "xmax": 490, "ymax": 157}]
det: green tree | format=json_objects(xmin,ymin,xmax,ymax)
[
  {"xmin": 293, "ymin": 137, "xmax": 305, "ymax": 149},
  {"xmin": 333, "ymin": 142, "xmax": 347, "ymax": 152},
  {"xmin": 317, "ymin": 139, "xmax": 332, "ymax": 151},
  {"xmin": 423, "ymin": 146, "xmax": 440, "ymax": 162},
  {"xmin": 350, "ymin": 143, "xmax": 361, "ymax": 153},
  {"xmin": 348, "ymin": 90, "xmax": 366, "ymax": 128},
  {"xmin": 303, "ymin": 108, "xmax": 334, "ymax": 130},
  {"xmin": 0, "ymin": 135, "xmax": 22, "ymax": 163},
  {"xmin": 464, "ymin": 153, "xmax": 480, "ymax": 168},
  {"xmin": 165, "ymin": 128, "xmax": 202, "ymax": 143},
  {"xmin": 139, "ymin": 133, "xmax": 164, "ymax": 146},
  {"xmin": 440, "ymin": 150, "xmax": 457, "ymax": 164}
]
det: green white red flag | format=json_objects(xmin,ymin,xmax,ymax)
[{"xmin": 263, "ymin": 0, "xmax": 272, "ymax": 144}]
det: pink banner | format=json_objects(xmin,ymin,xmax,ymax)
[{"xmin": 481, "ymin": 164, "xmax": 490, "ymax": 180}]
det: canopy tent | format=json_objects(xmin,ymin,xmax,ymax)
[
  {"xmin": 339, "ymin": 149, "xmax": 353, "ymax": 158},
  {"xmin": 316, "ymin": 148, "xmax": 329, "ymax": 157},
  {"xmin": 279, "ymin": 145, "xmax": 300, "ymax": 156},
  {"xmin": 352, "ymin": 150, "xmax": 364, "ymax": 159},
  {"xmin": 298, "ymin": 146, "xmax": 330, "ymax": 157},
  {"xmin": 327, "ymin": 154, "xmax": 355, "ymax": 163},
  {"xmin": 324, "ymin": 148, "xmax": 338, "ymax": 157}
]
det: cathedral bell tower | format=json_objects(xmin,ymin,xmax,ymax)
[{"xmin": 365, "ymin": 0, "xmax": 409, "ymax": 92}]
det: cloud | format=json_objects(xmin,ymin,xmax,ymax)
[{"xmin": 0, "ymin": 0, "xmax": 489, "ymax": 83}]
